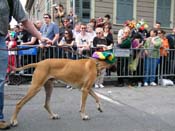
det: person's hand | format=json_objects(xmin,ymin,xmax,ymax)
[
  {"xmin": 145, "ymin": 50, "xmax": 148, "ymax": 56},
  {"xmin": 58, "ymin": 44, "xmax": 63, "ymax": 47},
  {"xmin": 40, "ymin": 37, "xmax": 52, "ymax": 45},
  {"xmin": 39, "ymin": 44, "xmax": 45, "ymax": 48},
  {"xmin": 45, "ymin": 44, "xmax": 51, "ymax": 48}
]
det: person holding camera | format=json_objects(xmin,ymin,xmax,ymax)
[{"xmin": 54, "ymin": 4, "xmax": 65, "ymax": 27}]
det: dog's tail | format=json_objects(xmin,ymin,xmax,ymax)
[{"xmin": 11, "ymin": 63, "xmax": 38, "ymax": 72}]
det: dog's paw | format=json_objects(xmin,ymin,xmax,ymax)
[
  {"xmin": 82, "ymin": 115, "xmax": 90, "ymax": 120},
  {"xmin": 10, "ymin": 119, "xmax": 18, "ymax": 127},
  {"xmin": 50, "ymin": 114, "xmax": 60, "ymax": 120},
  {"xmin": 98, "ymin": 107, "xmax": 103, "ymax": 112}
]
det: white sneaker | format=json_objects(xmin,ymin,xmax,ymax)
[
  {"xmin": 144, "ymin": 82, "xmax": 148, "ymax": 86},
  {"xmin": 19, "ymin": 70, "xmax": 24, "ymax": 74},
  {"xmin": 94, "ymin": 84, "xmax": 99, "ymax": 88},
  {"xmin": 150, "ymin": 82, "xmax": 157, "ymax": 86},
  {"xmin": 66, "ymin": 85, "xmax": 71, "ymax": 88},
  {"xmin": 99, "ymin": 84, "xmax": 104, "ymax": 88}
]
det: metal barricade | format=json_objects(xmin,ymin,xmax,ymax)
[
  {"xmin": 104, "ymin": 47, "xmax": 175, "ymax": 86},
  {"xmin": 8, "ymin": 45, "xmax": 78, "ymax": 85},
  {"xmin": 7, "ymin": 45, "xmax": 175, "ymax": 85}
]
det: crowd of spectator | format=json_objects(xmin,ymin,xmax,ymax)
[{"xmin": 5, "ymin": 4, "xmax": 175, "ymax": 88}]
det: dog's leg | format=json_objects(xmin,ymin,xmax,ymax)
[
  {"xmin": 89, "ymin": 89, "xmax": 103, "ymax": 112},
  {"xmin": 10, "ymin": 85, "xmax": 42, "ymax": 126},
  {"xmin": 44, "ymin": 80, "xmax": 60, "ymax": 119},
  {"xmin": 80, "ymin": 87, "xmax": 90, "ymax": 120}
]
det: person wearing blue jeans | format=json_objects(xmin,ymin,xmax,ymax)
[
  {"xmin": 144, "ymin": 57, "xmax": 159, "ymax": 85},
  {"xmin": 0, "ymin": 37, "xmax": 8, "ymax": 120},
  {"xmin": 143, "ymin": 29, "xmax": 162, "ymax": 86},
  {"xmin": 0, "ymin": 0, "xmax": 51, "ymax": 129}
]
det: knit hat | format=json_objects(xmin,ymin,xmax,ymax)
[{"xmin": 92, "ymin": 51, "xmax": 116, "ymax": 64}]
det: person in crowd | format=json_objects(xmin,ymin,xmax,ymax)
[
  {"xmin": 58, "ymin": 29, "xmax": 76, "ymax": 89},
  {"xmin": 154, "ymin": 21, "xmax": 161, "ymax": 30},
  {"xmin": 130, "ymin": 33, "xmax": 144, "ymax": 85},
  {"xmin": 59, "ymin": 17, "xmax": 73, "ymax": 42},
  {"xmin": 67, "ymin": 8, "xmax": 77, "ymax": 27},
  {"xmin": 96, "ymin": 17, "xmax": 104, "ymax": 28},
  {"xmin": 131, "ymin": 33, "xmax": 144, "ymax": 59},
  {"xmin": 17, "ymin": 23, "xmax": 31, "ymax": 43},
  {"xmin": 103, "ymin": 23, "xmax": 113, "ymax": 47},
  {"xmin": 16, "ymin": 23, "xmax": 33, "ymax": 73},
  {"xmin": 93, "ymin": 27, "xmax": 113, "ymax": 51},
  {"xmin": 40, "ymin": 13, "xmax": 59, "ymax": 58},
  {"xmin": 103, "ymin": 23, "xmax": 114, "ymax": 75},
  {"xmin": 58, "ymin": 29, "xmax": 76, "ymax": 59},
  {"xmin": 96, "ymin": 14, "xmax": 111, "ymax": 28},
  {"xmin": 103, "ymin": 14, "xmax": 112, "ymax": 25},
  {"xmin": 40, "ymin": 13, "xmax": 59, "ymax": 45},
  {"xmin": 16, "ymin": 23, "xmax": 38, "ymax": 70},
  {"xmin": 166, "ymin": 27, "xmax": 175, "ymax": 49},
  {"xmin": 145, "ymin": 21, "xmax": 161, "ymax": 38},
  {"xmin": 54, "ymin": 4, "xmax": 65, "ymax": 27},
  {"xmin": 117, "ymin": 25, "xmax": 131, "ymax": 45},
  {"xmin": 87, "ymin": 23, "xmax": 96, "ymax": 47},
  {"xmin": 89, "ymin": 18, "xmax": 96, "ymax": 30},
  {"xmin": 58, "ymin": 17, "xmax": 73, "ymax": 58},
  {"xmin": 158, "ymin": 29, "xmax": 169, "ymax": 75},
  {"xmin": 0, "ymin": 0, "xmax": 50, "ymax": 129},
  {"xmin": 72, "ymin": 22, "xmax": 81, "ymax": 38},
  {"xmin": 20, "ymin": 24, "xmax": 40, "ymax": 72},
  {"xmin": 35, "ymin": 20, "xmax": 43, "ymax": 31},
  {"xmin": 20, "ymin": 24, "xmax": 39, "ymax": 45},
  {"xmin": 166, "ymin": 27, "xmax": 175, "ymax": 78},
  {"xmin": 13, "ymin": 25, "xmax": 20, "ymax": 35},
  {"xmin": 116, "ymin": 27, "xmax": 131, "ymax": 87},
  {"xmin": 117, "ymin": 27, "xmax": 131, "ymax": 48},
  {"xmin": 6, "ymin": 31, "xmax": 17, "ymax": 74},
  {"xmin": 143, "ymin": 29, "xmax": 162, "ymax": 86},
  {"xmin": 93, "ymin": 27, "xmax": 112, "ymax": 88},
  {"xmin": 75, "ymin": 23, "xmax": 91, "ymax": 57}
]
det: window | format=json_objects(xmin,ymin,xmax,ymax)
[
  {"xmin": 46, "ymin": 0, "xmax": 51, "ymax": 14},
  {"xmin": 71, "ymin": 0, "xmax": 91, "ymax": 23},
  {"xmin": 116, "ymin": 0, "xmax": 134, "ymax": 24},
  {"xmin": 156, "ymin": 0, "xmax": 171, "ymax": 27},
  {"xmin": 32, "ymin": 6, "xmax": 35, "ymax": 15}
]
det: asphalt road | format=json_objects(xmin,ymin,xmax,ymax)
[{"xmin": 3, "ymin": 84, "xmax": 175, "ymax": 131}]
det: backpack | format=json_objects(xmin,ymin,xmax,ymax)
[{"xmin": 7, "ymin": 0, "xmax": 13, "ymax": 22}]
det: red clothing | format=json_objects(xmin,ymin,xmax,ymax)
[{"xmin": 7, "ymin": 55, "xmax": 16, "ymax": 73}]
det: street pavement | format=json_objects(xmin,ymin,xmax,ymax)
[{"xmin": 3, "ymin": 84, "xmax": 175, "ymax": 131}]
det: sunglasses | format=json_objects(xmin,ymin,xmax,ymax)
[
  {"xmin": 96, "ymin": 32, "xmax": 101, "ymax": 34},
  {"xmin": 64, "ymin": 32, "xmax": 68, "ymax": 34},
  {"xmin": 64, "ymin": 21, "xmax": 68, "ymax": 22},
  {"xmin": 81, "ymin": 27, "xmax": 86, "ymax": 30}
]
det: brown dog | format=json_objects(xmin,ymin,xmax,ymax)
[{"xmin": 10, "ymin": 58, "xmax": 111, "ymax": 126}]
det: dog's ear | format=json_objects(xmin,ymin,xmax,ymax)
[{"xmin": 109, "ymin": 64, "xmax": 117, "ymax": 72}]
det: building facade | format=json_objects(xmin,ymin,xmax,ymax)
[{"xmin": 25, "ymin": 0, "xmax": 175, "ymax": 32}]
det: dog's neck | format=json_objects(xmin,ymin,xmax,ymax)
[{"xmin": 94, "ymin": 59, "xmax": 111, "ymax": 76}]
